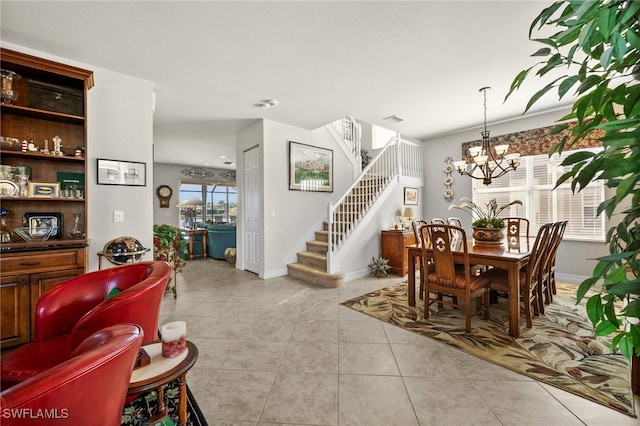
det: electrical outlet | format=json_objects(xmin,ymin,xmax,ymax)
[{"xmin": 113, "ymin": 210, "xmax": 124, "ymax": 222}]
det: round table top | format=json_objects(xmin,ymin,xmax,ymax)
[{"xmin": 128, "ymin": 340, "xmax": 198, "ymax": 394}]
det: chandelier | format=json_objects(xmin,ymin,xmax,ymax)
[{"xmin": 454, "ymin": 87, "xmax": 520, "ymax": 185}]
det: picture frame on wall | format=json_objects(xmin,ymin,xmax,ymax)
[
  {"xmin": 289, "ymin": 141, "xmax": 333, "ymax": 192},
  {"xmin": 404, "ymin": 187, "xmax": 418, "ymax": 205},
  {"xmin": 97, "ymin": 158, "xmax": 146, "ymax": 186}
]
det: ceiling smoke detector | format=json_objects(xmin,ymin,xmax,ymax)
[
  {"xmin": 383, "ymin": 114, "xmax": 404, "ymax": 123},
  {"xmin": 255, "ymin": 99, "xmax": 278, "ymax": 108}
]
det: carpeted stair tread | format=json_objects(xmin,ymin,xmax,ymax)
[
  {"xmin": 287, "ymin": 262, "xmax": 344, "ymax": 288},
  {"xmin": 297, "ymin": 251, "xmax": 327, "ymax": 269},
  {"xmin": 306, "ymin": 240, "xmax": 328, "ymax": 253}
]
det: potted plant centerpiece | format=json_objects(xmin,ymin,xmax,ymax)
[{"xmin": 449, "ymin": 197, "xmax": 523, "ymax": 244}]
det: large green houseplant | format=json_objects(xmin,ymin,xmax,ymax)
[{"xmin": 506, "ymin": 0, "xmax": 639, "ymax": 360}]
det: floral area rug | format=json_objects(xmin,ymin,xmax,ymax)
[
  {"xmin": 341, "ymin": 281, "xmax": 636, "ymax": 417},
  {"xmin": 122, "ymin": 380, "xmax": 208, "ymax": 425}
]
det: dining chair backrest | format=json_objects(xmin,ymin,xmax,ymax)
[
  {"xmin": 447, "ymin": 217, "xmax": 462, "ymax": 227},
  {"xmin": 540, "ymin": 220, "xmax": 568, "ymax": 299},
  {"xmin": 412, "ymin": 220, "xmax": 429, "ymax": 247},
  {"xmin": 422, "ymin": 224, "xmax": 470, "ymax": 283},
  {"xmin": 431, "ymin": 218, "xmax": 446, "ymax": 225},
  {"xmin": 525, "ymin": 222, "xmax": 553, "ymax": 284},
  {"xmin": 447, "ymin": 217, "xmax": 463, "ymax": 251},
  {"xmin": 504, "ymin": 217, "xmax": 530, "ymax": 239}
]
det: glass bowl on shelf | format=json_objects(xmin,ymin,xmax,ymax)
[{"xmin": 13, "ymin": 226, "xmax": 58, "ymax": 242}]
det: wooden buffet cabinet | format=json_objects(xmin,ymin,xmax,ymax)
[
  {"xmin": 0, "ymin": 48, "xmax": 93, "ymax": 349},
  {"xmin": 381, "ymin": 229, "xmax": 416, "ymax": 276}
]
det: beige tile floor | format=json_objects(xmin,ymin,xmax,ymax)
[{"xmin": 159, "ymin": 258, "xmax": 640, "ymax": 426}]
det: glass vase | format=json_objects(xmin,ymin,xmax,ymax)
[
  {"xmin": 67, "ymin": 213, "xmax": 85, "ymax": 239},
  {"xmin": 0, "ymin": 217, "xmax": 11, "ymax": 243}
]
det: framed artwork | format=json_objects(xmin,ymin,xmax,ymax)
[
  {"xmin": 27, "ymin": 182, "xmax": 60, "ymax": 198},
  {"xmin": 23, "ymin": 212, "xmax": 63, "ymax": 239},
  {"xmin": 289, "ymin": 141, "xmax": 333, "ymax": 192},
  {"xmin": 404, "ymin": 187, "xmax": 418, "ymax": 205},
  {"xmin": 97, "ymin": 158, "xmax": 146, "ymax": 186}
]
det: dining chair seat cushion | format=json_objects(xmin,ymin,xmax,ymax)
[
  {"xmin": 426, "ymin": 271, "xmax": 490, "ymax": 291},
  {"xmin": 481, "ymin": 268, "xmax": 527, "ymax": 291},
  {"xmin": 0, "ymin": 335, "xmax": 71, "ymax": 386}
]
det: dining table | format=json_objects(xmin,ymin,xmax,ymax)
[{"xmin": 407, "ymin": 236, "xmax": 532, "ymax": 338}]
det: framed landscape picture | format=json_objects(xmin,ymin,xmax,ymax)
[
  {"xmin": 289, "ymin": 141, "xmax": 333, "ymax": 192},
  {"xmin": 404, "ymin": 187, "xmax": 418, "ymax": 205}
]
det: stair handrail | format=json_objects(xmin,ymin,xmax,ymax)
[
  {"xmin": 333, "ymin": 116, "xmax": 362, "ymax": 170},
  {"xmin": 327, "ymin": 134, "xmax": 401, "ymax": 272}
]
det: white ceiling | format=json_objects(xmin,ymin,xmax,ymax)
[{"xmin": 0, "ymin": 1, "xmax": 573, "ymax": 169}]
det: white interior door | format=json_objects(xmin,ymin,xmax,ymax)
[{"xmin": 243, "ymin": 146, "xmax": 261, "ymax": 274}]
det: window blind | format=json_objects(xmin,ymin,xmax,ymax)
[{"xmin": 473, "ymin": 148, "xmax": 605, "ymax": 242}]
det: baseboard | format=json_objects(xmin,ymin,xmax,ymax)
[{"xmin": 556, "ymin": 273, "xmax": 589, "ymax": 285}]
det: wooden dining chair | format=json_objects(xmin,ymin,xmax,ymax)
[
  {"xmin": 431, "ymin": 218, "xmax": 446, "ymax": 225},
  {"xmin": 540, "ymin": 220, "xmax": 568, "ymax": 305},
  {"xmin": 504, "ymin": 217, "xmax": 530, "ymax": 239},
  {"xmin": 483, "ymin": 222, "xmax": 553, "ymax": 328},
  {"xmin": 412, "ymin": 220, "xmax": 430, "ymax": 299},
  {"xmin": 421, "ymin": 224, "xmax": 491, "ymax": 332}
]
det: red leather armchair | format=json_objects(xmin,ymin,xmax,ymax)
[
  {"xmin": 1, "ymin": 261, "xmax": 170, "ymax": 387},
  {"xmin": 0, "ymin": 324, "xmax": 143, "ymax": 426}
]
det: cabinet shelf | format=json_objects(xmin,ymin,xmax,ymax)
[
  {"xmin": 0, "ymin": 197, "xmax": 84, "ymax": 202},
  {"xmin": 1, "ymin": 103, "xmax": 85, "ymax": 124},
  {"xmin": 0, "ymin": 150, "xmax": 84, "ymax": 162},
  {"xmin": 1, "ymin": 48, "xmax": 93, "ymax": 349}
]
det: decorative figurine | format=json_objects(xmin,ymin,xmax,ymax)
[
  {"xmin": 52, "ymin": 135, "xmax": 63, "ymax": 156},
  {"xmin": 41, "ymin": 139, "xmax": 50, "ymax": 154}
]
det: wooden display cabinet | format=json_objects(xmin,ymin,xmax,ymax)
[
  {"xmin": 0, "ymin": 48, "xmax": 93, "ymax": 349},
  {"xmin": 381, "ymin": 229, "xmax": 416, "ymax": 276}
]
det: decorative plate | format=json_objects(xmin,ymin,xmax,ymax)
[{"xmin": 0, "ymin": 180, "xmax": 19, "ymax": 197}]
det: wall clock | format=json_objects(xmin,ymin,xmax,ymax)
[{"xmin": 156, "ymin": 185, "xmax": 172, "ymax": 208}]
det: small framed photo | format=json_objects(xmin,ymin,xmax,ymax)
[
  {"xmin": 23, "ymin": 212, "xmax": 63, "ymax": 239},
  {"xmin": 97, "ymin": 158, "xmax": 146, "ymax": 186},
  {"xmin": 28, "ymin": 182, "xmax": 60, "ymax": 198},
  {"xmin": 404, "ymin": 187, "xmax": 418, "ymax": 205},
  {"xmin": 289, "ymin": 141, "xmax": 333, "ymax": 192}
]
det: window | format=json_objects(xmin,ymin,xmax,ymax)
[
  {"xmin": 178, "ymin": 181, "xmax": 237, "ymax": 227},
  {"xmin": 473, "ymin": 148, "xmax": 605, "ymax": 241}
]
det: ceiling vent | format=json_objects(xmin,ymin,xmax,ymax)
[{"xmin": 383, "ymin": 114, "xmax": 404, "ymax": 123}]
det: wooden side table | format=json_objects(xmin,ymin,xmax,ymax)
[
  {"xmin": 381, "ymin": 229, "xmax": 416, "ymax": 276},
  {"xmin": 180, "ymin": 228, "xmax": 207, "ymax": 260},
  {"xmin": 129, "ymin": 341, "xmax": 199, "ymax": 426}
]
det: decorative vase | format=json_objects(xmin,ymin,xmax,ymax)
[
  {"xmin": 472, "ymin": 227, "xmax": 504, "ymax": 245},
  {"xmin": 0, "ymin": 217, "xmax": 11, "ymax": 243},
  {"xmin": 67, "ymin": 213, "xmax": 85, "ymax": 239}
]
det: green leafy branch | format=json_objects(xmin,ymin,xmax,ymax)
[{"xmin": 506, "ymin": 0, "xmax": 640, "ymax": 360}]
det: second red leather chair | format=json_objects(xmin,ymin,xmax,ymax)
[{"xmin": 1, "ymin": 261, "xmax": 170, "ymax": 388}]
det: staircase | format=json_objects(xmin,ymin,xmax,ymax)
[
  {"xmin": 287, "ymin": 224, "xmax": 345, "ymax": 288},
  {"xmin": 287, "ymin": 118, "xmax": 423, "ymax": 287}
]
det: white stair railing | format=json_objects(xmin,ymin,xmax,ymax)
[
  {"xmin": 327, "ymin": 134, "xmax": 423, "ymax": 273},
  {"xmin": 333, "ymin": 116, "xmax": 362, "ymax": 170}
]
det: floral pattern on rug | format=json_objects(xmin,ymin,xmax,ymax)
[
  {"xmin": 341, "ymin": 282, "xmax": 635, "ymax": 417},
  {"xmin": 122, "ymin": 381, "xmax": 207, "ymax": 426}
]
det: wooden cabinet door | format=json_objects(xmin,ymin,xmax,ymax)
[
  {"xmin": 1, "ymin": 274, "xmax": 31, "ymax": 348},
  {"xmin": 29, "ymin": 268, "xmax": 85, "ymax": 337}
]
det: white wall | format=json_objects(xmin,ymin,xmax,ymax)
[
  {"xmin": 4, "ymin": 43, "xmax": 155, "ymax": 272},
  {"xmin": 422, "ymin": 109, "xmax": 613, "ymax": 283}
]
